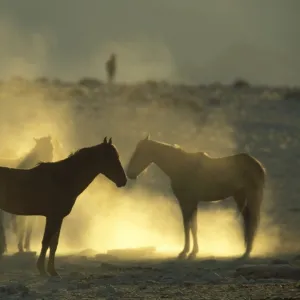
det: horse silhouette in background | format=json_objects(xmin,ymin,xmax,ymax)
[
  {"xmin": 105, "ymin": 53, "xmax": 117, "ymax": 84},
  {"xmin": 0, "ymin": 136, "xmax": 53, "ymax": 254},
  {"xmin": 126, "ymin": 135, "xmax": 266, "ymax": 260},
  {"xmin": 0, "ymin": 137, "xmax": 127, "ymax": 276}
]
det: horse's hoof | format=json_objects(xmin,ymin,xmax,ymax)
[
  {"xmin": 187, "ymin": 252, "xmax": 197, "ymax": 260},
  {"xmin": 37, "ymin": 261, "xmax": 47, "ymax": 277},
  {"xmin": 177, "ymin": 252, "xmax": 188, "ymax": 260},
  {"xmin": 236, "ymin": 253, "xmax": 249, "ymax": 262},
  {"xmin": 38, "ymin": 269, "xmax": 48, "ymax": 277},
  {"xmin": 48, "ymin": 270, "xmax": 61, "ymax": 277}
]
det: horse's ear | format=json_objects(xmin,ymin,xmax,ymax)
[
  {"xmin": 34, "ymin": 137, "xmax": 38, "ymax": 143},
  {"xmin": 103, "ymin": 137, "xmax": 108, "ymax": 143},
  {"xmin": 145, "ymin": 134, "xmax": 150, "ymax": 140},
  {"xmin": 108, "ymin": 137, "xmax": 112, "ymax": 144}
]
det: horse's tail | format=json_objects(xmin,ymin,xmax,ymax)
[
  {"xmin": 242, "ymin": 186, "xmax": 264, "ymax": 257},
  {"xmin": 0, "ymin": 210, "xmax": 7, "ymax": 257},
  {"xmin": 237, "ymin": 154, "xmax": 266, "ymax": 257}
]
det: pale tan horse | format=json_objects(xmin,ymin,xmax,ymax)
[
  {"xmin": 0, "ymin": 136, "xmax": 53, "ymax": 253},
  {"xmin": 126, "ymin": 136, "xmax": 266, "ymax": 260},
  {"xmin": 0, "ymin": 137, "xmax": 127, "ymax": 276}
]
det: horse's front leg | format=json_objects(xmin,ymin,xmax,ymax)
[
  {"xmin": 177, "ymin": 203, "xmax": 196, "ymax": 260},
  {"xmin": 177, "ymin": 215, "xmax": 191, "ymax": 259},
  {"xmin": 188, "ymin": 209, "xmax": 199, "ymax": 260},
  {"xmin": 47, "ymin": 221, "xmax": 63, "ymax": 277},
  {"xmin": 37, "ymin": 216, "xmax": 63, "ymax": 276}
]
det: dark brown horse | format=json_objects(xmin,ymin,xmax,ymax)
[
  {"xmin": 0, "ymin": 136, "xmax": 53, "ymax": 253},
  {"xmin": 126, "ymin": 136, "xmax": 266, "ymax": 260},
  {"xmin": 0, "ymin": 137, "xmax": 127, "ymax": 276}
]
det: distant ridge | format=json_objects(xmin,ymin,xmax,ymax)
[{"xmin": 181, "ymin": 43, "xmax": 300, "ymax": 86}]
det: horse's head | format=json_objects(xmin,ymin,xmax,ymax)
[
  {"xmin": 126, "ymin": 134, "xmax": 152, "ymax": 180},
  {"xmin": 33, "ymin": 135, "xmax": 54, "ymax": 162},
  {"xmin": 98, "ymin": 137, "xmax": 127, "ymax": 188}
]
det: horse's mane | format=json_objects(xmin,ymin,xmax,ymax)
[
  {"xmin": 67, "ymin": 149, "xmax": 80, "ymax": 158},
  {"xmin": 150, "ymin": 139, "xmax": 182, "ymax": 150},
  {"xmin": 150, "ymin": 139, "xmax": 209, "ymax": 157},
  {"xmin": 35, "ymin": 146, "xmax": 94, "ymax": 169}
]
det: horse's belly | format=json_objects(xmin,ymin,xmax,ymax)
[
  {"xmin": 2, "ymin": 180, "xmax": 54, "ymax": 216},
  {"xmin": 172, "ymin": 179, "xmax": 239, "ymax": 201},
  {"xmin": 2, "ymin": 194, "xmax": 47, "ymax": 216},
  {"xmin": 190, "ymin": 185, "xmax": 233, "ymax": 200}
]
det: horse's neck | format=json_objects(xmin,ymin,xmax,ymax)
[
  {"xmin": 61, "ymin": 156, "xmax": 100, "ymax": 197},
  {"xmin": 150, "ymin": 142, "xmax": 184, "ymax": 179}
]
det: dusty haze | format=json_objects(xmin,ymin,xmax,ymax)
[
  {"xmin": 0, "ymin": 79, "xmax": 281, "ymax": 258},
  {"xmin": 0, "ymin": 1, "xmax": 297, "ymax": 259},
  {"xmin": 0, "ymin": 0, "xmax": 299, "ymax": 85}
]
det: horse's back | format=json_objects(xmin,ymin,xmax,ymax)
[
  {"xmin": 234, "ymin": 153, "xmax": 266, "ymax": 188},
  {"xmin": 192, "ymin": 152, "xmax": 265, "ymax": 190},
  {"xmin": 0, "ymin": 166, "xmax": 57, "ymax": 215}
]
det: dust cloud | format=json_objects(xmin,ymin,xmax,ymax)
[
  {"xmin": 0, "ymin": 10, "xmax": 282, "ymax": 259},
  {"xmin": 0, "ymin": 77, "xmax": 281, "ymax": 259}
]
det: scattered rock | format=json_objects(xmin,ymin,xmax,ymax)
[
  {"xmin": 232, "ymin": 78, "xmax": 250, "ymax": 89},
  {"xmin": 96, "ymin": 284, "xmax": 124, "ymax": 298},
  {"xmin": 235, "ymin": 275, "xmax": 248, "ymax": 284},
  {"xmin": 0, "ymin": 283, "xmax": 29, "ymax": 296},
  {"xmin": 69, "ymin": 271, "xmax": 85, "ymax": 278},
  {"xmin": 201, "ymin": 271, "xmax": 222, "ymax": 284},
  {"xmin": 67, "ymin": 283, "xmax": 78, "ymax": 291},
  {"xmin": 78, "ymin": 77, "xmax": 103, "ymax": 89},
  {"xmin": 76, "ymin": 281, "xmax": 91, "ymax": 289},
  {"xmin": 106, "ymin": 246, "xmax": 156, "ymax": 259},
  {"xmin": 47, "ymin": 276, "xmax": 63, "ymax": 283},
  {"xmin": 270, "ymin": 258, "xmax": 289, "ymax": 265},
  {"xmin": 207, "ymin": 97, "xmax": 221, "ymax": 106},
  {"xmin": 77, "ymin": 248, "xmax": 98, "ymax": 257},
  {"xmin": 99, "ymin": 262, "xmax": 120, "ymax": 271},
  {"xmin": 94, "ymin": 253, "xmax": 118, "ymax": 261},
  {"xmin": 236, "ymin": 265, "xmax": 300, "ymax": 280},
  {"xmin": 284, "ymin": 88, "xmax": 300, "ymax": 101},
  {"xmin": 293, "ymin": 254, "xmax": 300, "ymax": 261},
  {"xmin": 183, "ymin": 281, "xmax": 196, "ymax": 287}
]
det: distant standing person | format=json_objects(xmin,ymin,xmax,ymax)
[{"xmin": 105, "ymin": 53, "xmax": 117, "ymax": 84}]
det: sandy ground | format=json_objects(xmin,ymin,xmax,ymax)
[
  {"xmin": 1, "ymin": 252, "xmax": 300, "ymax": 299},
  {"xmin": 1, "ymin": 80, "xmax": 300, "ymax": 299}
]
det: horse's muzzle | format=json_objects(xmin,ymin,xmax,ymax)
[
  {"xmin": 116, "ymin": 179, "xmax": 127, "ymax": 187},
  {"xmin": 126, "ymin": 173, "xmax": 137, "ymax": 180}
]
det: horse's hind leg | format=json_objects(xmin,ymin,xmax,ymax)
[
  {"xmin": 17, "ymin": 218, "xmax": 26, "ymax": 253},
  {"xmin": 234, "ymin": 190, "xmax": 249, "ymax": 254},
  {"xmin": 11, "ymin": 215, "xmax": 24, "ymax": 253},
  {"xmin": 36, "ymin": 216, "xmax": 63, "ymax": 276},
  {"xmin": 0, "ymin": 210, "xmax": 7, "ymax": 256},
  {"xmin": 24, "ymin": 217, "xmax": 35, "ymax": 252}
]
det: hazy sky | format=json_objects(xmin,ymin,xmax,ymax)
[{"xmin": 0, "ymin": 0, "xmax": 299, "ymax": 85}]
